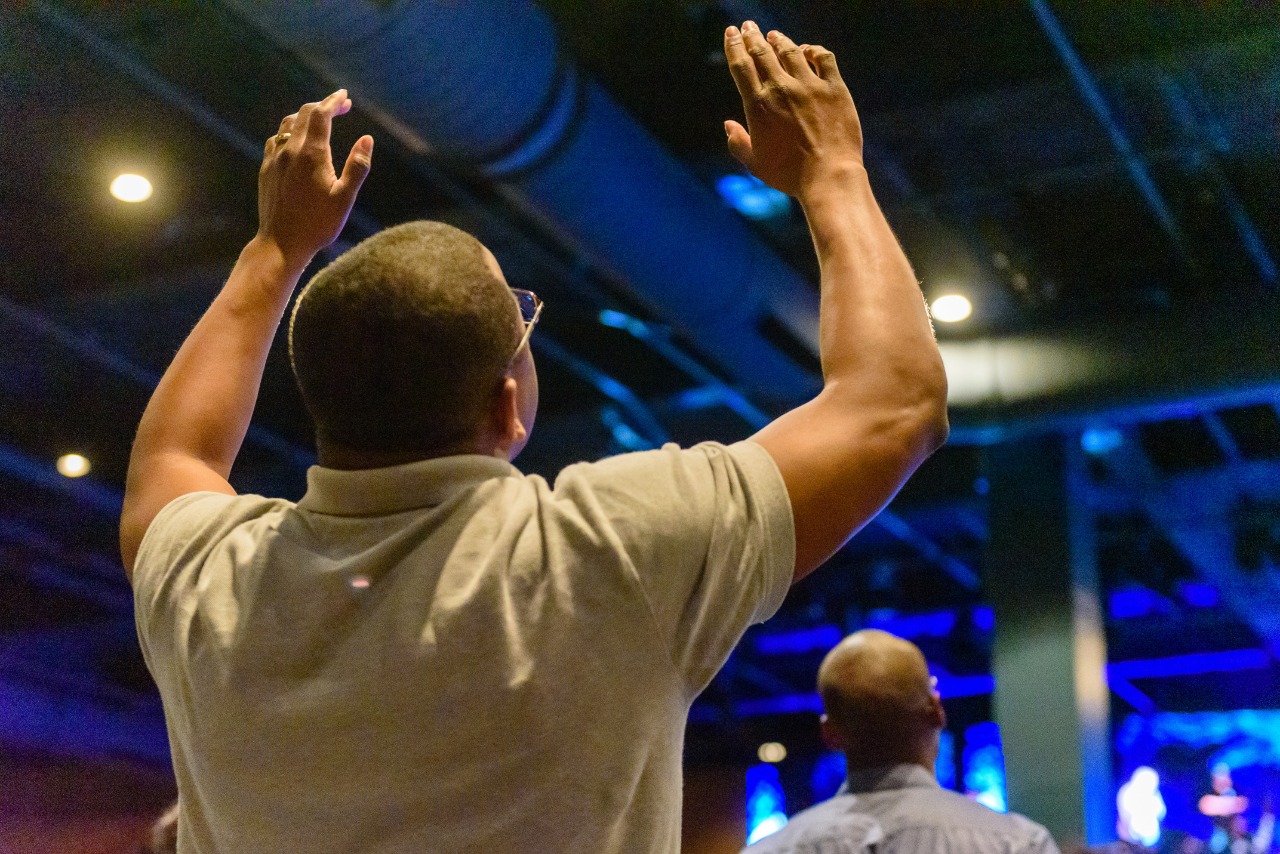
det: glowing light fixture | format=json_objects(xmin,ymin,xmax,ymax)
[
  {"xmin": 757, "ymin": 742, "xmax": 787, "ymax": 763},
  {"xmin": 929, "ymin": 294, "xmax": 972, "ymax": 323},
  {"xmin": 963, "ymin": 722, "xmax": 1008, "ymax": 813},
  {"xmin": 745, "ymin": 763, "xmax": 788, "ymax": 844},
  {"xmin": 1081, "ymin": 426, "xmax": 1123, "ymax": 456},
  {"xmin": 716, "ymin": 174, "xmax": 791, "ymax": 220},
  {"xmin": 56, "ymin": 453, "xmax": 91, "ymax": 478},
  {"xmin": 110, "ymin": 173, "xmax": 153, "ymax": 203}
]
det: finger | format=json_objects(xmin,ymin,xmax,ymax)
[
  {"xmin": 723, "ymin": 25, "xmax": 761, "ymax": 98},
  {"xmin": 334, "ymin": 135, "xmax": 374, "ymax": 205},
  {"xmin": 741, "ymin": 20, "xmax": 785, "ymax": 82},
  {"xmin": 804, "ymin": 44, "xmax": 841, "ymax": 81},
  {"xmin": 290, "ymin": 101, "xmax": 319, "ymax": 150},
  {"xmin": 768, "ymin": 30, "xmax": 814, "ymax": 80},
  {"xmin": 305, "ymin": 88, "xmax": 349, "ymax": 152},
  {"xmin": 278, "ymin": 112, "xmax": 297, "ymax": 135},
  {"xmin": 724, "ymin": 120, "xmax": 755, "ymax": 172},
  {"xmin": 797, "ymin": 45, "xmax": 816, "ymax": 75}
]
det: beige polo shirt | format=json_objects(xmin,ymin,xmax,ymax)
[{"xmin": 133, "ymin": 440, "xmax": 794, "ymax": 854}]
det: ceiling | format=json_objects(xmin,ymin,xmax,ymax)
[{"xmin": 1, "ymin": 0, "xmax": 1278, "ymax": 770}]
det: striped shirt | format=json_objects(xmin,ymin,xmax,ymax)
[{"xmin": 743, "ymin": 764, "xmax": 1060, "ymax": 854}]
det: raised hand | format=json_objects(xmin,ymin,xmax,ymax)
[
  {"xmin": 723, "ymin": 23, "xmax": 863, "ymax": 198},
  {"xmin": 256, "ymin": 89, "xmax": 373, "ymax": 269}
]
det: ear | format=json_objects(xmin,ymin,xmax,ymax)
[
  {"xmin": 489, "ymin": 376, "xmax": 527, "ymax": 459},
  {"xmin": 929, "ymin": 691, "xmax": 947, "ymax": 731},
  {"xmin": 819, "ymin": 714, "xmax": 846, "ymax": 752}
]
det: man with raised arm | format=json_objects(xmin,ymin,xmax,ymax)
[
  {"xmin": 121, "ymin": 22, "xmax": 946, "ymax": 854},
  {"xmin": 742, "ymin": 631, "xmax": 1059, "ymax": 854}
]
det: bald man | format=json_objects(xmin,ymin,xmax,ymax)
[{"xmin": 743, "ymin": 630, "xmax": 1060, "ymax": 854}]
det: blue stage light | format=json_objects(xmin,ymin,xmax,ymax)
[
  {"xmin": 936, "ymin": 731, "xmax": 957, "ymax": 790},
  {"xmin": 746, "ymin": 763, "xmax": 789, "ymax": 843},
  {"xmin": 1081, "ymin": 427, "xmax": 1123, "ymax": 455},
  {"xmin": 865, "ymin": 608, "xmax": 957, "ymax": 638},
  {"xmin": 716, "ymin": 174, "xmax": 792, "ymax": 220},
  {"xmin": 1178, "ymin": 581, "xmax": 1220, "ymax": 608},
  {"xmin": 756, "ymin": 624, "xmax": 843, "ymax": 655},
  {"xmin": 963, "ymin": 722, "xmax": 1008, "ymax": 813},
  {"xmin": 1109, "ymin": 586, "xmax": 1161, "ymax": 620},
  {"xmin": 972, "ymin": 606, "xmax": 996, "ymax": 633}
]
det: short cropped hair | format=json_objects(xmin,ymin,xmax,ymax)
[{"xmin": 288, "ymin": 221, "xmax": 521, "ymax": 454}]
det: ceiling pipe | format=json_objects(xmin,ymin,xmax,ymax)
[{"xmin": 223, "ymin": 0, "xmax": 822, "ymax": 401}]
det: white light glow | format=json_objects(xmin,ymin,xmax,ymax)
[
  {"xmin": 110, "ymin": 173, "xmax": 153, "ymax": 203},
  {"xmin": 746, "ymin": 813, "xmax": 787, "ymax": 844},
  {"xmin": 56, "ymin": 453, "xmax": 91, "ymax": 478},
  {"xmin": 757, "ymin": 742, "xmax": 787, "ymax": 763},
  {"xmin": 930, "ymin": 294, "xmax": 972, "ymax": 323},
  {"xmin": 1117, "ymin": 766, "xmax": 1165, "ymax": 847}
]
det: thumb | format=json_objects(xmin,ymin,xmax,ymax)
[
  {"xmin": 724, "ymin": 120, "xmax": 755, "ymax": 172},
  {"xmin": 335, "ymin": 135, "xmax": 374, "ymax": 203}
]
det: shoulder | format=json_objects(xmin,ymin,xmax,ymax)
[
  {"xmin": 744, "ymin": 795, "xmax": 881, "ymax": 854},
  {"xmin": 554, "ymin": 440, "xmax": 781, "ymax": 489},
  {"xmin": 893, "ymin": 788, "xmax": 1056, "ymax": 849},
  {"xmin": 134, "ymin": 491, "xmax": 293, "ymax": 587}
]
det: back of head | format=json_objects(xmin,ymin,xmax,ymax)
[
  {"xmin": 289, "ymin": 221, "xmax": 521, "ymax": 455},
  {"xmin": 817, "ymin": 629, "xmax": 940, "ymax": 768}
]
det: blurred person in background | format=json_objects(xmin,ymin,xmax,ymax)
[
  {"xmin": 119, "ymin": 20, "xmax": 947, "ymax": 854},
  {"xmin": 743, "ymin": 630, "xmax": 1059, "ymax": 854}
]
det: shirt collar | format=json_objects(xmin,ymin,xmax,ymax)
[
  {"xmin": 843, "ymin": 764, "xmax": 939, "ymax": 795},
  {"xmin": 297, "ymin": 454, "xmax": 521, "ymax": 516}
]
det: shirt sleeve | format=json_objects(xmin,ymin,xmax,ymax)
[
  {"xmin": 552, "ymin": 440, "xmax": 795, "ymax": 694},
  {"xmin": 131, "ymin": 491, "xmax": 285, "ymax": 675}
]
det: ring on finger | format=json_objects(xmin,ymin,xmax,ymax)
[{"xmin": 275, "ymin": 131, "xmax": 292, "ymax": 144}]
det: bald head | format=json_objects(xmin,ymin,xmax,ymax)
[{"xmin": 817, "ymin": 630, "xmax": 944, "ymax": 770}]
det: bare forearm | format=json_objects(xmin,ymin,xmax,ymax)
[
  {"xmin": 800, "ymin": 167, "xmax": 946, "ymax": 411},
  {"xmin": 128, "ymin": 237, "xmax": 303, "ymax": 479}
]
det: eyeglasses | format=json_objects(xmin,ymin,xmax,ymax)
[{"xmin": 511, "ymin": 288, "xmax": 544, "ymax": 359}]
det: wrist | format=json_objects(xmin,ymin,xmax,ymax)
[
  {"xmin": 246, "ymin": 234, "xmax": 311, "ymax": 279},
  {"xmin": 223, "ymin": 236, "xmax": 310, "ymax": 314},
  {"xmin": 796, "ymin": 161, "xmax": 871, "ymax": 207}
]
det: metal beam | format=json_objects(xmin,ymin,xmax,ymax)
[
  {"xmin": 0, "ymin": 291, "xmax": 315, "ymax": 471},
  {"xmin": 1103, "ymin": 436, "xmax": 1280, "ymax": 654},
  {"xmin": 942, "ymin": 301, "xmax": 1280, "ymax": 444},
  {"xmin": 1027, "ymin": 0, "xmax": 1191, "ymax": 265},
  {"xmin": 0, "ymin": 517, "xmax": 131, "ymax": 609},
  {"xmin": 719, "ymin": 648, "xmax": 1270, "ymax": 719},
  {"xmin": 534, "ymin": 336, "xmax": 670, "ymax": 449},
  {"xmin": 1157, "ymin": 74, "xmax": 1277, "ymax": 287}
]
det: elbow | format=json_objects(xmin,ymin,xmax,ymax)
[
  {"xmin": 920, "ymin": 403, "xmax": 950, "ymax": 455},
  {"xmin": 906, "ymin": 365, "xmax": 950, "ymax": 456}
]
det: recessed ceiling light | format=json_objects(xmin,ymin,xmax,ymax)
[
  {"xmin": 56, "ymin": 453, "xmax": 91, "ymax": 478},
  {"xmin": 110, "ymin": 173, "xmax": 153, "ymax": 203},
  {"xmin": 757, "ymin": 741, "xmax": 787, "ymax": 763},
  {"xmin": 930, "ymin": 294, "xmax": 972, "ymax": 323}
]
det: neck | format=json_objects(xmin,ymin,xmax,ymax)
[
  {"xmin": 317, "ymin": 437, "xmax": 499, "ymax": 471},
  {"xmin": 844, "ymin": 737, "xmax": 937, "ymax": 777}
]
